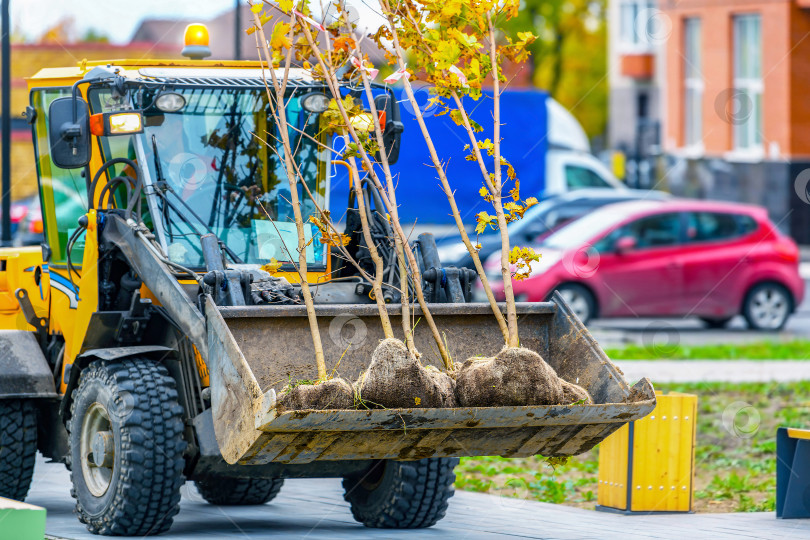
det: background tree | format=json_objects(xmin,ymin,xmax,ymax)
[{"xmin": 502, "ymin": 0, "xmax": 607, "ymax": 139}]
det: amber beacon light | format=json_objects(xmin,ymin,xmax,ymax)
[{"xmin": 182, "ymin": 24, "xmax": 212, "ymax": 60}]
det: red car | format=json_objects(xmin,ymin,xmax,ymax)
[{"xmin": 485, "ymin": 199, "xmax": 805, "ymax": 330}]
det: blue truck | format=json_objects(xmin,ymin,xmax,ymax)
[{"xmin": 329, "ymin": 88, "xmax": 622, "ymax": 224}]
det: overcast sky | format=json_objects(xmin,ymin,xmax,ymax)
[{"xmin": 11, "ymin": 0, "xmax": 385, "ymax": 44}]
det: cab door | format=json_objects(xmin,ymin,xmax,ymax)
[{"xmin": 30, "ymin": 87, "xmax": 92, "ymax": 391}]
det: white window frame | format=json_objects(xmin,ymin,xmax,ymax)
[
  {"xmin": 683, "ymin": 18, "xmax": 703, "ymax": 151},
  {"xmin": 732, "ymin": 14, "xmax": 763, "ymax": 154},
  {"xmin": 618, "ymin": 0, "xmax": 657, "ymax": 53}
]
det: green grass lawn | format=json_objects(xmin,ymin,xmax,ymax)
[
  {"xmin": 455, "ymin": 381, "xmax": 810, "ymax": 513},
  {"xmin": 603, "ymin": 340, "xmax": 810, "ymax": 360}
]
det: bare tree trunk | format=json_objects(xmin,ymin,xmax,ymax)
[
  {"xmin": 378, "ymin": 1, "xmax": 511, "ymax": 346},
  {"xmin": 347, "ymin": 158, "xmax": 395, "ymax": 339},
  {"xmin": 488, "ymin": 13, "xmax": 520, "ymax": 347},
  {"xmin": 395, "ymin": 238, "xmax": 416, "ymax": 355},
  {"xmin": 252, "ymin": 10, "xmax": 327, "ymax": 378},
  {"xmin": 298, "ymin": 23, "xmax": 454, "ymax": 368}
]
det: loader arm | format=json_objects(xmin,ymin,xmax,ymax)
[{"xmin": 101, "ymin": 213, "xmax": 208, "ymax": 358}]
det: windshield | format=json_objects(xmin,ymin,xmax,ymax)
[
  {"xmin": 542, "ymin": 206, "xmax": 630, "ymax": 250},
  {"xmin": 91, "ymin": 86, "xmax": 328, "ymax": 268}
]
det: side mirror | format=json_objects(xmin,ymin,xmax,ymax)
[
  {"xmin": 615, "ymin": 236, "xmax": 637, "ymax": 254},
  {"xmin": 48, "ymin": 97, "xmax": 91, "ymax": 169},
  {"xmin": 374, "ymin": 93, "xmax": 404, "ymax": 165}
]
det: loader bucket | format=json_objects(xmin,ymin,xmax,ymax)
[{"xmin": 204, "ymin": 292, "xmax": 656, "ymax": 465}]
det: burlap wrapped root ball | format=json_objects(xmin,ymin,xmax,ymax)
[
  {"xmin": 277, "ymin": 377, "xmax": 355, "ymax": 412},
  {"xmin": 560, "ymin": 379, "xmax": 592, "ymax": 405},
  {"xmin": 356, "ymin": 338, "xmax": 456, "ymax": 409},
  {"xmin": 455, "ymin": 347, "xmax": 565, "ymax": 407}
]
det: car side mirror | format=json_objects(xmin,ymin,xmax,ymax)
[
  {"xmin": 48, "ymin": 97, "xmax": 91, "ymax": 169},
  {"xmin": 374, "ymin": 93, "xmax": 403, "ymax": 165},
  {"xmin": 615, "ymin": 236, "xmax": 637, "ymax": 254}
]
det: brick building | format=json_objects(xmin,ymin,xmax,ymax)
[
  {"xmin": 659, "ymin": 0, "xmax": 810, "ymax": 242},
  {"xmin": 607, "ymin": 0, "xmax": 666, "ymax": 189}
]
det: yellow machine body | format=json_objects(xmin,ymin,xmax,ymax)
[{"xmin": 0, "ymin": 58, "xmax": 332, "ymax": 397}]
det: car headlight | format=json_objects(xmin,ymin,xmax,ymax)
[{"xmin": 436, "ymin": 242, "xmax": 470, "ymax": 264}]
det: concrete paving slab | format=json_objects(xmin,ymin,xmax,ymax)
[
  {"xmin": 27, "ymin": 457, "xmax": 810, "ymax": 540},
  {"xmin": 615, "ymin": 360, "xmax": 810, "ymax": 384}
]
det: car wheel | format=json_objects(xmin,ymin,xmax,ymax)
[
  {"xmin": 743, "ymin": 283, "xmax": 792, "ymax": 331},
  {"xmin": 699, "ymin": 317, "xmax": 732, "ymax": 329},
  {"xmin": 554, "ymin": 283, "xmax": 595, "ymax": 325}
]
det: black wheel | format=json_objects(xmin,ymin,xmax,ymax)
[
  {"xmin": 553, "ymin": 283, "xmax": 596, "ymax": 325},
  {"xmin": 195, "ymin": 476, "xmax": 284, "ymax": 505},
  {"xmin": 743, "ymin": 282, "xmax": 793, "ymax": 331},
  {"xmin": 0, "ymin": 400, "xmax": 37, "ymax": 501},
  {"xmin": 343, "ymin": 457, "xmax": 458, "ymax": 529},
  {"xmin": 700, "ymin": 317, "xmax": 732, "ymax": 329},
  {"xmin": 67, "ymin": 359, "xmax": 187, "ymax": 535}
]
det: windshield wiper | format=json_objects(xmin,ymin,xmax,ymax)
[{"xmin": 150, "ymin": 135, "xmax": 244, "ymax": 264}]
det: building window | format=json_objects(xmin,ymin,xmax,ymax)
[
  {"xmin": 683, "ymin": 18, "xmax": 702, "ymax": 148},
  {"xmin": 733, "ymin": 14, "xmax": 762, "ymax": 152},
  {"xmin": 619, "ymin": 0, "xmax": 656, "ymax": 51}
]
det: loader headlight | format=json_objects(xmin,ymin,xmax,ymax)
[
  {"xmin": 155, "ymin": 92, "xmax": 186, "ymax": 113},
  {"xmin": 350, "ymin": 112, "xmax": 375, "ymax": 132},
  {"xmin": 89, "ymin": 111, "xmax": 145, "ymax": 136},
  {"xmin": 301, "ymin": 92, "xmax": 330, "ymax": 114}
]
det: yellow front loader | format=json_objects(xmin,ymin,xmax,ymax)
[{"xmin": 0, "ymin": 52, "xmax": 654, "ymax": 536}]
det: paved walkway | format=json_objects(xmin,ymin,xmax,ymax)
[
  {"xmin": 614, "ymin": 360, "xmax": 810, "ymax": 384},
  {"xmin": 30, "ymin": 458, "xmax": 810, "ymax": 540}
]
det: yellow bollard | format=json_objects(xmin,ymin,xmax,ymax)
[{"xmin": 596, "ymin": 392, "xmax": 697, "ymax": 513}]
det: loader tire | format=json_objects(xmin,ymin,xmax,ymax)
[
  {"xmin": 343, "ymin": 457, "xmax": 458, "ymax": 528},
  {"xmin": 0, "ymin": 400, "xmax": 37, "ymax": 501},
  {"xmin": 195, "ymin": 476, "xmax": 284, "ymax": 505},
  {"xmin": 68, "ymin": 359, "xmax": 187, "ymax": 536}
]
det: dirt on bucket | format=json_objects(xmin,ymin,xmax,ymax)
[
  {"xmin": 560, "ymin": 379, "xmax": 592, "ymax": 405},
  {"xmin": 277, "ymin": 377, "xmax": 355, "ymax": 412},
  {"xmin": 357, "ymin": 338, "xmax": 456, "ymax": 409},
  {"xmin": 455, "ymin": 347, "xmax": 564, "ymax": 407}
]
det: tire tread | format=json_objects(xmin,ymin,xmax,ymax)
[
  {"xmin": 343, "ymin": 457, "xmax": 458, "ymax": 529},
  {"xmin": 0, "ymin": 400, "xmax": 37, "ymax": 501},
  {"xmin": 68, "ymin": 359, "xmax": 186, "ymax": 536},
  {"xmin": 195, "ymin": 476, "xmax": 284, "ymax": 505}
]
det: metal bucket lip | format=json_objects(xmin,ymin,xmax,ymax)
[
  {"xmin": 217, "ymin": 301, "xmax": 557, "ymax": 318},
  {"xmin": 259, "ymin": 396, "xmax": 657, "ymax": 433}
]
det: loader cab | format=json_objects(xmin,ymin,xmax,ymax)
[{"xmin": 31, "ymin": 65, "xmax": 403, "ymax": 281}]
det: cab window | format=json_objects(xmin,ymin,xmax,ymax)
[
  {"xmin": 565, "ymin": 165, "xmax": 611, "ymax": 189},
  {"xmin": 31, "ymin": 89, "xmax": 88, "ymax": 265}
]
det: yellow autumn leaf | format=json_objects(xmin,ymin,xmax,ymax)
[
  {"xmin": 469, "ymin": 58, "xmax": 480, "ymax": 79},
  {"xmin": 251, "ymin": 3, "xmax": 263, "ymax": 14},
  {"xmin": 517, "ymin": 31, "xmax": 537, "ymax": 44},
  {"xmin": 440, "ymin": 0, "xmax": 463, "ymax": 18},
  {"xmin": 261, "ymin": 258, "xmax": 282, "ymax": 274},
  {"xmin": 414, "ymin": 397, "xmax": 421, "ymax": 405},
  {"xmin": 278, "ymin": 0, "xmax": 294, "ymax": 13},
  {"xmin": 246, "ymin": 14, "xmax": 273, "ymax": 35},
  {"xmin": 270, "ymin": 21, "xmax": 292, "ymax": 50}
]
